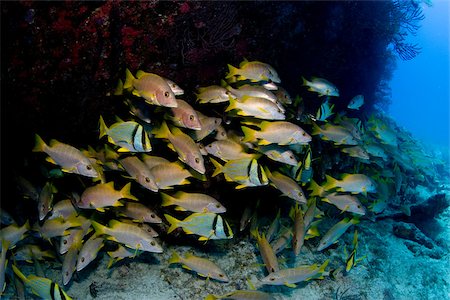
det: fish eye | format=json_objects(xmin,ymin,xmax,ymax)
[
  {"xmin": 81, "ymin": 257, "xmax": 85, "ymax": 262},
  {"xmin": 302, "ymin": 132, "xmax": 306, "ymax": 136},
  {"xmin": 195, "ymin": 157, "xmax": 200, "ymax": 163},
  {"xmin": 270, "ymin": 277, "xmax": 275, "ymax": 281},
  {"xmin": 298, "ymin": 192, "xmax": 303, "ymax": 197},
  {"xmin": 216, "ymin": 204, "xmax": 220, "ymax": 208},
  {"xmin": 63, "ymin": 240, "xmax": 68, "ymax": 245},
  {"xmin": 218, "ymin": 274, "xmax": 224, "ymax": 277},
  {"xmin": 164, "ymin": 91, "xmax": 170, "ymax": 97},
  {"xmin": 214, "ymin": 119, "xmax": 220, "ymax": 124},
  {"xmin": 271, "ymin": 267, "xmax": 275, "ymax": 272},
  {"xmin": 357, "ymin": 205, "xmax": 361, "ymax": 208},
  {"xmin": 289, "ymin": 155, "xmax": 294, "ymax": 159},
  {"xmin": 145, "ymin": 177, "xmax": 151, "ymax": 183},
  {"xmin": 221, "ymin": 132, "xmax": 226, "ymax": 136},
  {"xmin": 189, "ymin": 115, "xmax": 195, "ymax": 121},
  {"xmin": 150, "ymin": 241, "xmax": 155, "ymax": 246},
  {"xmin": 86, "ymin": 165, "xmax": 92, "ymax": 170},
  {"xmin": 151, "ymin": 213, "xmax": 156, "ymax": 218},
  {"xmin": 65, "ymin": 271, "xmax": 69, "ymax": 276}
]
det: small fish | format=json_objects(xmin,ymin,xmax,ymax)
[
  {"xmin": 226, "ymin": 96, "xmax": 285, "ymax": 120},
  {"xmin": 38, "ymin": 182, "xmax": 57, "ymax": 221},
  {"xmin": 168, "ymin": 252, "xmax": 229, "ymax": 282},
  {"xmin": 341, "ymin": 146, "xmax": 370, "ymax": 160},
  {"xmin": 48, "ymin": 199, "xmax": 77, "ymax": 220},
  {"xmin": 119, "ymin": 156, "xmax": 159, "ymax": 192},
  {"xmin": 265, "ymin": 210, "xmax": 280, "ymax": 243},
  {"xmin": 92, "ymin": 220, "xmax": 163, "ymax": 253},
  {"xmin": 215, "ymin": 125, "xmax": 228, "ymax": 140},
  {"xmin": 78, "ymin": 182, "xmax": 138, "ymax": 211},
  {"xmin": 191, "ymin": 111, "xmax": 222, "ymax": 141},
  {"xmin": 264, "ymin": 168, "xmax": 307, "ymax": 204},
  {"xmin": 226, "ymin": 60, "xmax": 281, "ymax": 83},
  {"xmin": 256, "ymin": 145, "xmax": 298, "ymax": 166},
  {"xmin": 0, "ymin": 220, "xmax": 30, "ymax": 250},
  {"xmin": 15, "ymin": 175, "xmax": 39, "ymax": 201},
  {"xmin": 345, "ymin": 230, "xmax": 359, "ymax": 272},
  {"xmin": 152, "ymin": 121, "xmax": 205, "ymax": 174},
  {"xmin": 76, "ymin": 235, "xmax": 104, "ymax": 272},
  {"xmin": 149, "ymin": 161, "xmax": 193, "ymax": 189},
  {"xmin": 348, "ymin": 95, "xmax": 364, "ymax": 110},
  {"xmin": 36, "ymin": 216, "xmax": 82, "ymax": 240},
  {"xmin": 205, "ymin": 139, "xmax": 255, "ymax": 161},
  {"xmin": 161, "ymin": 191, "xmax": 226, "ymax": 213},
  {"xmin": 270, "ymin": 226, "xmax": 292, "ymax": 254},
  {"xmin": 124, "ymin": 98, "xmax": 152, "ymax": 124},
  {"xmin": 124, "ymin": 69, "xmax": 177, "ymax": 107},
  {"xmin": 239, "ymin": 203, "xmax": 255, "ymax": 232},
  {"xmin": 59, "ymin": 217, "xmax": 91, "ymax": 254},
  {"xmin": 364, "ymin": 143, "xmax": 387, "ymax": 160},
  {"xmin": 302, "ymin": 77, "xmax": 339, "ymax": 97},
  {"xmin": 250, "ymin": 229, "xmax": 279, "ymax": 273},
  {"xmin": 12, "ymin": 265, "xmax": 72, "ymax": 300},
  {"xmin": 14, "ymin": 245, "xmax": 56, "ymax": 262},
  {"xmin": 260, "ymin": 260, "xmax": 329, "ymax": 288},
  {"xmin": 294, "ymin": 146, "xmax": 313, "ymax": 184},
  {"xmin": 33, "ymin": 135, "xmax": 99, "ymax": 178},
  {"xmin": 315, "ymin": 100, "xmax": 334, "ymax": 122},
  {"xmin": 274, "ymin": 86, "xmax": 292, "ymax": 105},
  {"xmin": 117, "ymin": 202, "xmax": 162, "ymax": 224},
  {"xmin": 226, "ymin": 85, "xmax": 278, "ymax": 103},
  {"xmin": 62, "ymin": 245, "xmax": 78, "ymax": 285},
  {"xmin": 321, "ymin": 192, "xmax": 366, "ymax": 215},
  {"xmin": 241, "ymin": 121, "xmax": 311, "ymax": 145},
  {"xmin": 211, "ymin": 158, "xmax": 268, "ymax": 189},
  {"xmin": 324, "ymin": 174, "xmax": 377, "ymax": 195},
  {"xmin": 165, "ymin": 78, "xmax": 184, "ymax": 96},
  {"xmin": 166, "ymin": 99, "xmax": 202, "ymax": 130},
  {"xmin": 311, "ymin": 122, "xmax": 358, "ymax": 145},
  {"xmin": 291, "ymin": 205, "xmax": 305, "ymax": 256},
  {"xmin": 317, "ymin": 217, "xmax": 359, "ymax": 251},
  {"xmin": 197, "ymin": 85, "xmax": 234, "ymax": 104},
  {"xmin": 107, "ymin": 245, "xmax": 142, "ymax": 268},
  {"xmin": 99, "ymin": 116, "xmax": 152, "ymax": 152},
  {"xmin": 165, "ymin": 213, "xmax": 233, "ymax": 241},
  {"xmin": 205, "ymin": 290, "xmax": 275, "ymax": 300}
]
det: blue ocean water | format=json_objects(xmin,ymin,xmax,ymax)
[{"xmin": 389, "ymin": 0, "xmax": 449, "ymax": 154}]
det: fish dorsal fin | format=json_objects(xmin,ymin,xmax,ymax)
[{"xmin": 136, "ymin": 70, "xmax": 149, "ymax": 79}]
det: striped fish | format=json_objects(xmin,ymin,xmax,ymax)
[
  {"xmin": 99, "ymin": 116, "xmax": 152, "ymax": 152},
  {"xmin": 314, "ymin": 100, "xmax": 334, "ymax": 122}
]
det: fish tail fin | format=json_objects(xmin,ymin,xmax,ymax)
[
  {"xmin": 99, "ymin": 116, "xmax": 108, "ymax": 139},
  {"xmin": 123, "ymin": 68, "xmax": 135, "ymax": 90},
  {"xmin": 319, "ymin": 259, "xmax": 330, "ymax": 274},
  {"xmin": 310, "ymin": 121, "xmax": 321, "ymax": 136},
  {"xmin": 350, "ymin": 217, "xmax": 360, "ymax": 225},
  {"xmin": 168, "ymin": 251, "xmax": 181, "ymax": 265},
  {"xmin": 210, "ymin": 158, "xmax": 223, "ymax": 177},
  {"xmin": 204, "ymin": 295, "xmax": 219, "ymax": 300},
  {"xmin": 164, "ymin": 214, "xmax": 180, "ymax": 234},
  {"xmin": 106, "ymin": 257, "xmax": 115, "ymax": 269},
  {"xmin": 152, "ymin": 121, "xmax": 171, "ymax": 139},
  {"xmin": 114, "ymin": 79, "xmax": 124, "ymax": 96},
  {"xmin": 160, "ymin": 193, "xmax": 175, "ymax": 207},
  {"xmin": 225, "ymin": 64, "xmax": 239, "ymax": 79},
  {"xmin": 301, "ymin": 76, "xmax": 309, "ymax": 86},
  {"xmin": 323, "ymin": 175, "xmax": 338, "ymax": 191},
  {"xmin": 121, "ymin": 182, "xmax": 138, "ymax": 201},
  {"xmin": 225, "ymin": 96, "xmax": 238, "ymax": 112},
  {"xmin": 11, "ymin": 264, "xmax": 28, "ymax": 283},
  {"xmin": 241, "ymin": 126, "xmax": 256, "ymax": 143},
  {"xmin": 91, "ymin": 221, "xmax": 107, "ymax": 236},
  {"xmin": 33, "ymin": 134, "xmax": 47, "ymax": 152},
  {"xmin": 308, "ymin": 179, "xmax": 322, "ymax": 197}
]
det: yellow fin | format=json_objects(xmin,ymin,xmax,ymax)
[
  {"xmin": 45, "ymin": 157, "xmax": 57, "ymax": 165},
  {"xmin": 285, "ymin": 282, "xmax": 296, "ymax": 288}
]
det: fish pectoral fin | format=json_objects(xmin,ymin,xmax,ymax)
[
  {"xmin": 45, "ymin": 156, "xmax": 57, "ymax": 165},
  {"xmin": 117, "ymin": 147, "xmax": 131, "ymax": 153},
  {"xmin": 184, "ymin": 229, "xmax": 194, "ymax": 235},
  {"xmin": 235, "ymin": 184, "xmax": 247, "ymax": 190},
  {"xmin": 285, "ymin": 282, "xmax": 296, "ymax": 288},
  {"xmin": 198, "ymin": 236, "xmax": 209, "ymax": 241},
  {"xmin": 95, "ymin": 207, "xmax": 106, "ymax": 213},
  {"xmin": 132, "ymin": 90, "xmax": 141, "ymax": 97},
  {"xmin": 181, "ymin": 265, "xmax": 192, "ymax": 271},
  {"xmin": 174, "ymin": 206, "xmax": 187, "ymax": 211}
]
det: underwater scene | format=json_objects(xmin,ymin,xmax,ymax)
[{"xmin": 1, "ymin": 1, "xmax": 449, "ymax": 300}]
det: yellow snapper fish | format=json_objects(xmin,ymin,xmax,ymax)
[
  {"xmin": 76, "ymin": 235, "xmax": 104, "ymax": 272},
  {"xmin": 59, "ymin": 217, "xmax": 91, "ymax": 254},
  {"xmin": 169, "ymin": 252, "xmax": 229, "ymax": 282},
  {"xmin": 62, "ymin": 245, "xmax": 78, "ymax": 285},
  {"xmin": 311, "ymin": 122, "xmax": 358, "ymax": 145},
  {"xmin": 148, "ymin": 161, "xmax": 194, "ymax": 189},
  {"xmin": 307, "ymin": 179, "xmax": 328, "ymax": 197},
  {"xmin": 165, "ymin": 99, "xmax": 202, "ymax": 130},
  {"xmin": 226, "ymin": 96, "xmax": 285, "ymax": 120},
  {"xmin": 33, "ymin": 135, "xmax": 99, "ymax": 178},
  {"xmin": 35, "ymin": 216, "xmax": 82, "ymax": 240},
  {"xmin": 274, "ymin": 86, "xmax": 292, "ymax": 105},
  {"xmin": 78, "ymin": 182, "xmax": 138, "ymax": 211},
  {"xmin": 241, "ymin": 121, "xmax": 311, "ymax": 145},
  {"xmin": 264, "ymin": 167, "xmax": 307, "ymax": 204},
  {"xmin": 161, "ymin": 191, "xmax": 226, "ymax": 213},
  {"xmin": 205, "ymin": 139, "xmax": 256, "ymax": 161},
  {"xmin": 91, "ymin": 220, "xmax": 163, "ymax": 253},
  {"xmin": 317, "ymin": 217, "xmax": 359, "ymax": 251},
  {"xmin": 256, "ymin": 145, "xmax": 298, "ymax": 166},
  {"xmin": 205, "ymin": 290, "xmax": 275, "ymax": 300},
  {"xmin": 99, "ymin": 116, "xmax": 152, "ymax": 152},
  {"xmin": 321, "ymin": 192, "xmax": 366, "ymax": 215},
  {"xmin": 260, "ymin": 259, "xmax": 329, "ymax": 288},
  {"xmin": 48, "ymin": 199, "xmax": 77, "ymax": 220},
  {"xmin": 341, "ymin": 146, "xmax": 370, "ymax": 161},
  {"xmin": 347, "ymin": 94, "xmax": 364, "ymax": 110},
  {"xmin": 196, "ymin": 85, "xmax": 236, "ymax": 104},
  {"xmin": 117, "ymin": 202, "xmax": 162, "ymax": 224},
  {"xmin": 302, "ymin": 77, "xmax": 339, "ymax": 97},
  {"xmin": 191, "ymin": 111, "xmax": 222, "ymax": 141},
  {"xmin": 290, "ymin": 204, "xmax": 305, "ymax": 256},
  {"xmin": 152, "ymin": 121, "xmax": 205, "ymax": 174},
  {"xmin": 215, "ymin": 125, "xmax": 228, "ymax": 140},
  {"xmin": 123, "ymin": 69, "xmax": 177, "ymax": 107},
  {"xmin": 226, "ymin": 60, "xmax": 281, "ymax": 83},
  {"xmin": 119, "ymin": 156, "xmax": 159, "ymax": 192},
  {"xmin": 38, "ymin": 181, "xmax": 57, "ymax": 221},
  {"xmin": 265, "ymin": 210, "xmax": 281, "ymax": 243},
  {"xmin": 211, "ymin": 157, "xmax": 268, "ymax": 189},
  {"xmin": 270, "ymin": 226, "xmax": 293, "ymax": 254},
  {"xmin": 107, "ymin": 245, "xmax": 142, "ymax": 268},
  {"xmin": 164, "ymin": 78, "xmax": 184, "ymax": 96},
  {"xmin": 119, "ymin": 219, "xmax": 159, "ymax": 238},
  {"xmin": 12, "ymin": 265, "xmax": 72, "ymax": 300},
  {"xmin": 15, "ymin": 175, "xmax": 40, "ymax": 202},
  {"xmin": 250, "ymin": 229, "xmax": 279, "ymax": 273},
  {"xmin": 324, "ymin": 174, "xmax": 377, "ymax": 195},
  {"xmin": 164, "ymin": 212, "xmax": 233, "ymax": 241},
  {"xmin": 226, "ymin": 84, "xmax": 279, "ymax": 103}
]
